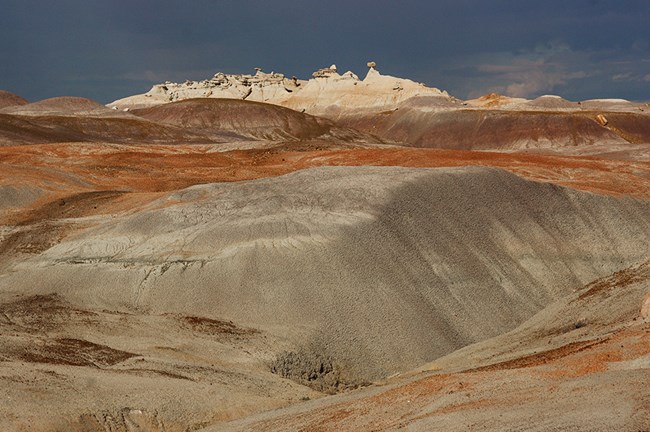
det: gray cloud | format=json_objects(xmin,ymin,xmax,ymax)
[
  {"xmin": 434, "ymin": 40, "xmax": 650, "ymax": 101},
  {"xmin": 1, "ymin": 0, "xmax": 649, "ymax": 102},
  {"xmin": 446, "ymin": 43, "xmax": 592, "ymax": 98},
  {"xmin": 476, "ymin": 44, "xmax": 589, "ymax": 98}
]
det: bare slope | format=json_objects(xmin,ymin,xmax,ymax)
[
  {"xmin": 0, "ymin": 90, "xmax": 28, "ymax": 109},
  {"xmin": 343, "ymin": 109, "xmax": 650, "ymax": 151},
  {"xmin": 520, "ymin": 95, "xmax": 578, "ymax": 110},
  {"xmin": 0, "ymin": 113, "xmax": 222, "ymax": 145},
  {"xmin": 131, "ymin": 98, "xmax": 369, "ymax": 142},
  {"xmin": 3, "ymin": 166, "xmax": 649, "ymax": 383},
  {"xmin": 0, "ymin": 293, "xmax": 319, "ymax": 432},
  {"xmin": 0, "ymin": 97, "xmax": 251, "ymax": 145},
  {"xmin": 0, "ymin": 97, "xmax": 119, "ymax": 117}
]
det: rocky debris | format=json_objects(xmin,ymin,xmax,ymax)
[
  {"xmin": 0, "ymin": 294, "xmax": 97, "ymax": 332},
  {"xmin": 271, "ymin": 349, "xmax": 365, "ymax": 394},
  {"xmin": 596, "ymin": 113, "xmax": 609, "ymax": 126},
  {"xmin": 177, "ymin": 314, "xmax": 258, "ymax": 338}
]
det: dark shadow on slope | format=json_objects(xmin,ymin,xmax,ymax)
[{"xmin": 287, "ymin": 167, "xmax": 650, "ymax": 382}]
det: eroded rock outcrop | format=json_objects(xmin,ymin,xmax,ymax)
[
  {"xmin": 109, "ymin": 64, "xmax": 450, "ymax": 118},
  {"xmin": 109, "ymin": 64, "xmax": 650, "ymax": 121},
  {"xmin": 125, "ymin": 69, "xmax": 304, "ymax": 108}
]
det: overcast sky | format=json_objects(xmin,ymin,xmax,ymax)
[{"xmin": 1, "ymin": 0, "xmax": 649, "ymax": 103}]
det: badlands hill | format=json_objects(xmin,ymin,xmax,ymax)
[
  {"xmin": 0, "ymin": 96, "xmax": 122, "ymax": 117},
  {"xmin": 0, "ymin": 96, "xmax": 213, "ymax": 145},
  {"xmin": 343, "ymin": 109, "xmax": 650, "ymax": 151},
  {"xmin": 0, "ymin": 111, "xmax": 213, "ymax": 146},
  {"xmin": 0, "ymin": 93, "xmax": 378, "ymax": 146},
  {"xmin": 110, "ymin": 64, "xmax": 650, "ymax": 156},
  {"xmin": 220, "ymin": 258, "xmax": 650, "ymax": 432},
  {"xmin": 131, "ymin": 98, "xmax": 369, "ymax": 142},
  {"xmin": 0, "ymin": 90, "xmax": 28, "ymax": 109}
]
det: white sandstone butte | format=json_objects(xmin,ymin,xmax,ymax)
[{"xmin": 109, "ymin": 62, "xmax": 450, "ymax": 118}]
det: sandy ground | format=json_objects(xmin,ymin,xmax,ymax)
[{"xmin": 0, "ymin": 293, "xmax": 321, "ymax": 431}]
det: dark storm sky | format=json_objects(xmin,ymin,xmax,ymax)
[{"xmin": 1, "ymin": 0, "xmax": 649, "ymax": 103}]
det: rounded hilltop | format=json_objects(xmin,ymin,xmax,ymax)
[
  {"xmin": 3, "ymin": 96, "xmax": 129, "ymax": 117},
  {"xmin": 0, "ymin": 90, "xmax": 28, "ymax": 109}
]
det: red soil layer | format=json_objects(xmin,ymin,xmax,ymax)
[
  {"xmin": 1, "ymin": 144, "xmax": 647, "ymax": 253},
  {"xmin": 540, "ymin": 326, "xmax": 650, "ymax": 378},
  {"xmin": 578, "ymin": 259, "xmax": 650, "ymax": 300},
  {"xmin": 1, "ymin": 143, "xmax": 648, "ymax": 197}
]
